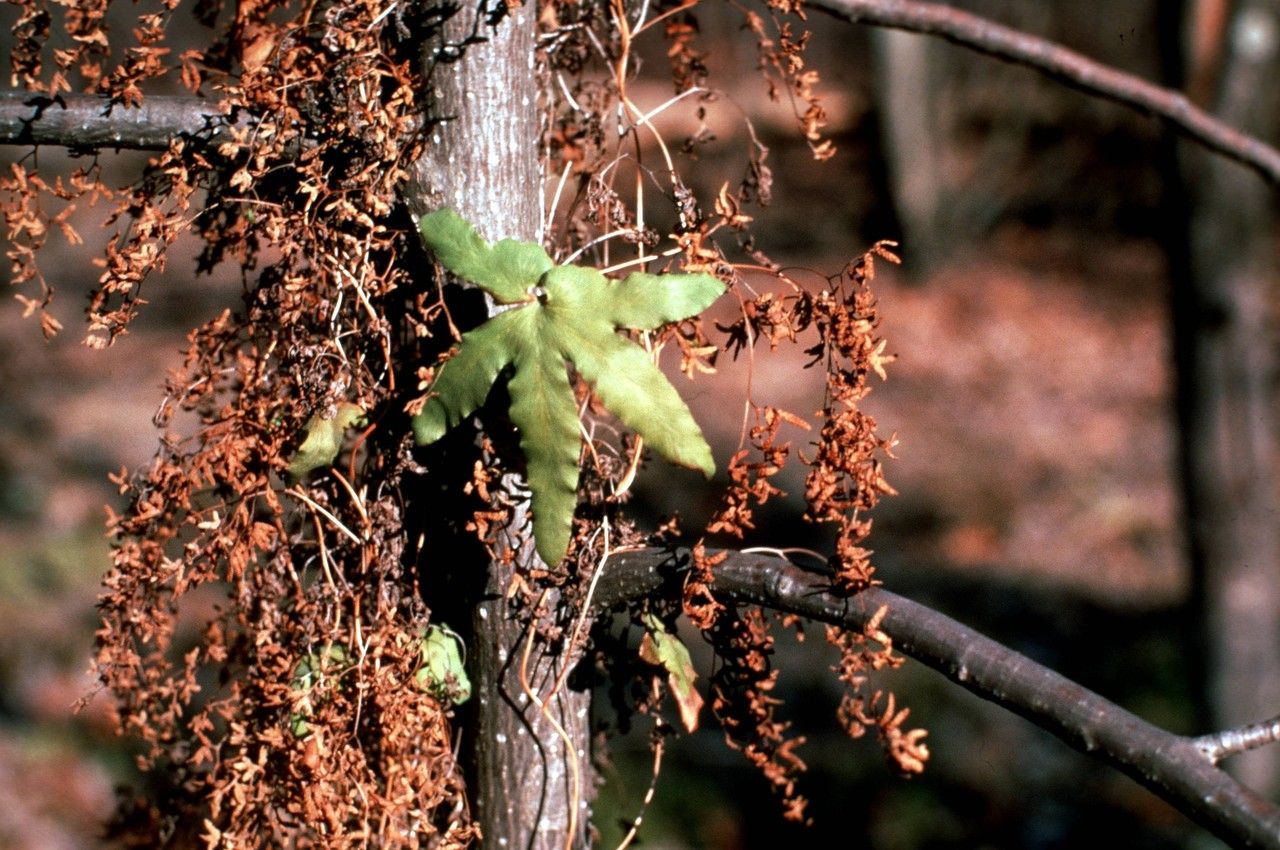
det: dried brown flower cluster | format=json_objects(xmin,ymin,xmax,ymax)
[
  {"xmin": 6, "ymin": 0, "xmax": 187, "ymax": 341},
  {"xmin": 2, "ymin": 161, "xmax": 106, "ymax": 338},
  {"xmin": 829, "ymin": 609, "xmax": 929, "ymax": 774},
  {"xmin": 8, "ymin": 0, "xmax": 483, "ymax": 845},
  {"xmin": 708, "ymin": 405, "xmax": 806, "ymax": 538},
  {"xmin": 708, "ymin": 603, "xmax": 811, "ymax": 822},
  {"xmin": 802, "ymin": 243, "xmax": 901, "ymax": 593},
  {"xmin": 709, "ymin": 246, "xmax": 900, "ymax": 598},
  {"xmin": 742, "ymin": 0, "xmax": 835, "ymax": 160},
  {"xmin": 700, "ymin": 242, "xmax": 922, "ymax": 805}
]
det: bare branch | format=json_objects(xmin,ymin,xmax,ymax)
[
  {"xmin": 3, "ymin": 5, "xmax": 1280, "ymax": 189},
  {"xmin": 1196, "ymin": 716, "xmax": 1280, "ymax": 766},
  {"xmin": 2, "ymin": 5, "xmax": 1280, "ymax": 189},
  {"xmin": 0, "ymin": 92, "xmax": 242, "ymax": 150},
  {"xmin": 806, "ymin": 0, "xmax": 1280, "ymax": 185},
  {"xmin": 596, "ymin": 548, "xmax": 1280, "ymax": 850}
]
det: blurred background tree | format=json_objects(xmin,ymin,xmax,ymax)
[{"xmin": 1165, "ymin": 0, "xmax": 1280, "ymax": 795}]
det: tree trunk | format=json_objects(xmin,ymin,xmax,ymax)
[
  {"xmin": 1167, "ymin": 0, "xmax": 1280, "ymax": 794},
  {"xmin": 408, "ymin": 4, "xmax": 593, "ymax": 847},
  {"xmin": 871, "ymin": 27, "xmax": 947, "ymax": 271}
]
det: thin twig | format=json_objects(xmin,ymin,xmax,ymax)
[
  {"xmin": 613, "ymin": 733, "xmax": 664, "ymax": 850},
  {"xmin": 806, "ymin": 0, "xmax": 1280, "ymax": 184},
  {"xmin": 328, "ymin": 468, "xmax": 372, "ymax": 536},
  {"xmin": 1195, "ymin": 715, "xmax": 1280, "ymax": 765},
  {"xmin": 286, "ymin": 486, "xmax": 363, "ymax": 546}
]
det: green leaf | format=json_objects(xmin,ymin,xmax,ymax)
[
  {"xmin": 418, "ymin": 209, "xmax": 551, "ymax": 305},
  {"xmin": 413, "ymin": 208, "xmax": 726, "ymax": 565},
  {"xmin": 415, "ymin": 624, "xmax": 471, "ymax": 705},
  {"xmin": 412, "ymin": 311, "xmax": 521, "ymax": 445},
  {"xmin": 287, "ymin": 403, "xmax": 366, "ymax": 480},
  {"xmin": 609, "ymin": 271, "xmax": 725, "ymax": 330},
  {"xmin": 507, "ymin": 319, "xmax": 583, "ymax": 566},
  {"xmin": 556, "ymin": 316, "xmax": 715, "ymax": 476},
  {"xmin": 288, "ymin": 644, "xmax": 349, "ymax": 737},
  {"xmin": 639, "ymin": 613, "xmax": 703, "ymax": 732}
]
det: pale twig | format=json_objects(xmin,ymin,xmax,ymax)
[
  {"xmin": 563, "ymin": 227, "xmax": 644, "ymax": 265},
  {"xmin": 623, "ymin": 86, "xmax": 708, "ymax": 137},
  {"xmin": 613, "ymin": 734, "xmax": 665, "ymax": 850},
  {"xmin": 555, "ymin": 72, "xmax": 585, "ymax": 113},
  {"xmin": 599, "ymin": 253, "xmax": 662, "ymax": 275},
  {"xmin": 367, "ymin": 0, "xmax": 399, "ymax": 29},
  {"xmin": 546, "ymin": 159, "xmax": 575, "ymax": 237},
  {"xmin": 309, "ymin": 512, "xmax": 345, "ymax": 607},
  {"xmin": 742, "ymin": 546, "xmax": 829, "ymax": 568},
  {"xmin": 287, "ymin": 486, "xmax": 363, "ymax": 545},
  {"xmin": 350, "ymin": 595, "xmax": 373, "ymax": 739},
  {"xmin": 328, "ymin": 468, "xmax": 372, "ymax": 536},
  {"xmin": 630, "ymin": 0, "xmax": 654, "ymax": 32},
  {"xmin": 612, "ymin": 436, "xmax": 644, "ymax": 499},
  {"xmin": 1194, "ymin": 715, "xmax": 1280, "ymax": 765}
]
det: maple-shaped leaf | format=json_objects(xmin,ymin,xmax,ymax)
[{"xmin": 414, "ymin": 209, "xmax": 724, "ymax": 565}]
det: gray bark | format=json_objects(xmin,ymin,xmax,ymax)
[
  {"xmin": 0, "ymin": 92, "xmax": 241, "ymax": 149},
  {"xmin": 1172, "ymin": 0, "xmax": 1280, "ymax": 795},
  {"xmin": 408, "ymin": 4, "xmax": 592, "ymax": 848}
]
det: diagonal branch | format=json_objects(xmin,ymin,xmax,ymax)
[
  {"xmin": 0, "ymin": 91, "xmax": 243, "ymax": 150},
  {"xmin": 2, "ymin": 3, "xmax": 1280, "ymax": 189},
  {"xmin": 806, "ymin": 0, "xmax": 1280, "ymax": 185},
  {"xmin": 595, "ymin": 548, "xmax": 1280, "ymax": 850}
]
